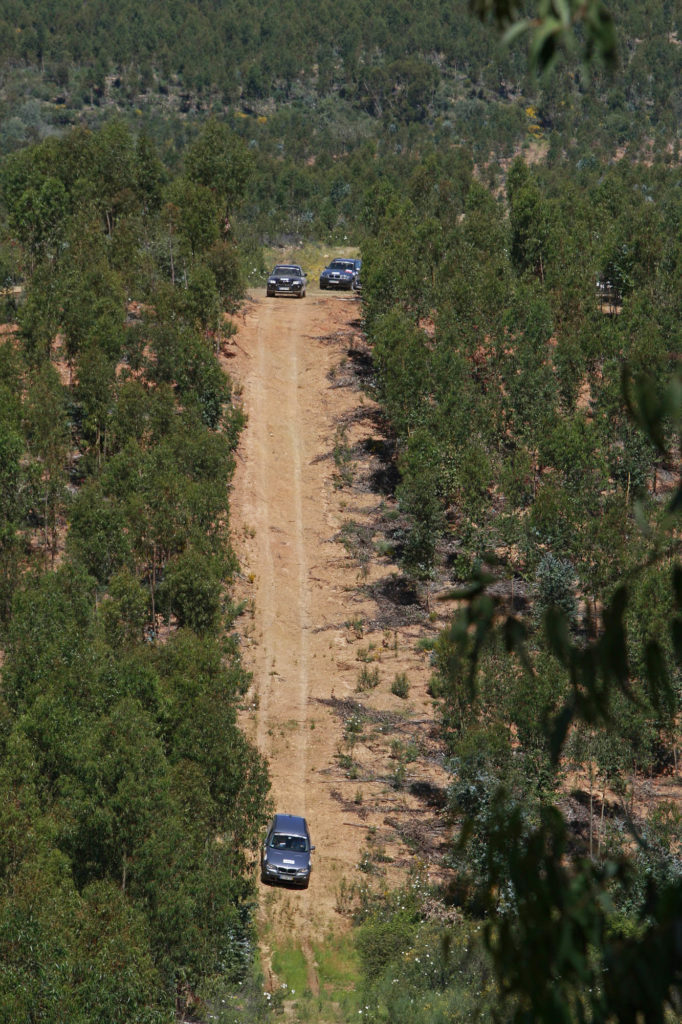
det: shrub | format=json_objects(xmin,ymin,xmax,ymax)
[
  {"xmin": 100, "ymin": 568, "xmax": 148, "ymax": 646},
  {"xmin": 391, "ymin": 672, "xmax": 410, "ymax": 698},
  {"xmin": 357, "ymin": 665, "xmax": 380, "ymax": 691},
  {"xmin": 534, "ymin": 553, "xmax": 577, "ymax": 623},
  {"xmin": 158, "ymin": 547, "xmax": 222, "ymax": 632},
  {"xmin": 356, "ymin": 913, "xmax": 418, "ymax": 977}
]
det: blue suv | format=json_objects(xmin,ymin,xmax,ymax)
[
  {"xmin": 260, "ymin": 814, "xmax": 314, "ymax": 888},
  {"xmin": 319, "ymin": 258, "xmax": 357, "ymax": 291}
]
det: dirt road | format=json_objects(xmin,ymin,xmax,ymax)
[
  {"xmin": 227, "ymin": 287, "xmax": 448, "ymax": 997},
  {"xmin": 229, "ymin": 288, "xmax": 371, "ymax": 920}
]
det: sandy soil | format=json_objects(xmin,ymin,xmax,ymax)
[{"xmin": 226, "ymin": 287, "xmax": 451, "ymax": 998}]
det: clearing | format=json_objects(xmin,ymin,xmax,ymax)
[{"xmin": 226, "ymin": 283, "xmax": 451, "ymax": 1016}]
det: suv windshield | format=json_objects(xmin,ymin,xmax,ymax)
[{"xmin": 270, "ymin": 833, "xmax": 309, "ymax": 852}]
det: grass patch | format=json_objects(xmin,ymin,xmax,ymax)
[
  {"xmin": 270, "ymin": 941, "xmax": 308, "ymax": 997},
  {"xmin": 313, "ymin": 932, "xmax": 362, "ymax": 1015},
  {"xmin": 266, "ymin": 933, "xmax": 362, "ymax": 1023}
]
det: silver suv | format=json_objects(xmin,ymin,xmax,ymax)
[{"xmin": 260, "ymin": 813, "xmax": 314, "ymax": 888}]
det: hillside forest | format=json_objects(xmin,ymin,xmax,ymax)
[{"xmin": 1, "ymin": 0, "xmax": 682, "ymax": 1022}]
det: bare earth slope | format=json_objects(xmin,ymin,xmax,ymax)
[{"xmin": 226, "ymin": 287, "xmax": 450, "ymax": 1002}]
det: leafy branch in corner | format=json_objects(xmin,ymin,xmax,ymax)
[{"xmin": 471, "ymin": 0, "xmax": 617, "ymax": 72}]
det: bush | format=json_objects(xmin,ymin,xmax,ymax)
[
  {"xmin": 158, "ymin": 547, "xmax": 222, "ymax": 632},
  {"xmin": 356, "ymin": 913, "xmax": 418, "ymax": 978},
  {"xmin": 391, "ymin": 672, "xmax": 410, "ymax": 698},
  {"xmin": 100, "ymin": 568, "xmax": 148, "ymax": 646},
  {"xmin": 534, "ymin": 553, "xmax": 577, "ymax": 622},
  {"xmin": 357, "ymin": 665, "xmax": 380, "ymax": 691}
]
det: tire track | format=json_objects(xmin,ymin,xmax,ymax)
[{"xmin": 249, "ymin": 296, "xmax": 311, "ymax": 812}]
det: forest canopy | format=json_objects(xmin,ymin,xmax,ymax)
[
  {"xmin": 1, "ymin": 0, "xmax": 682, "ymax": 1020},
  {"xmin": 0, "ymin": 119, "xmax": 271, "ymax": 1021},
  {"xmin": 0, "ymin": 1, "xmax": 679, "ymax": 242}
]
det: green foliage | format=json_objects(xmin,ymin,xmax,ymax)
[
  {"xmin": 357, "ymin": 911, "xmax": 418, "ymax": 978},
  {"xmin": 2, "ymin": 9, "xmax": 682, "ymax": 1022},
  {"xmin": 475, "ymin": 0, "xmax": 616, "ymax": 72},
  {"xmin": 354, "ymin": 876, "xmax": 495, "ymax": 1021},
  {"xmin": 397, "ymin": 428, "xmax": 446, "ymax": 584},
  {"xmin": 357, "ymin": 665, "xmax": 380, "ymax": 692},
  {"xmin": 0, "ymin": 122, "xmax": 265, "ymax": 1022},
  {"xmin": 356, "ymin": 30, "xmax": 682, "ymax": 1022},
  {"xmin": 0, "ymin": 565, "xmax": 266, "ymax": 1019},
  {"xmin": 0, "ymin": 0, "xmax": 676, "ymax": 251},
  {"xmin": 158, "ymin": 546, "xmax": 223, "ymax": 632},
  {"xmin": 372, "ymin": 311, "xmax": 431, "ymax": 438},
  {"xmin": 534, "ymin": 553, "xmax": 577, "ymax": 623},
  {"xmin": 206, "ymin": 239, "xmax": 245, "ymax": 311},
  {"xmin": 0, "ymin": 352, "xmax": 27, "ymax": 619},
  {"xmin": 477, "ymin": 797, "xmax": 682, "ymax": 1023},
  {"xmin": 185, "ymin": 119, "xmax": 254, "ymax": 218},
  {"xmin": 99, "ymin": 568, "xmax": 149, "ymax": 648},
  {"xmin": 391, "ymin": 672, "xmax": 410, "ymax": 699},
  {"xmin": 67, "ymin": 481, "xmax": 132, "ymax": 582}
]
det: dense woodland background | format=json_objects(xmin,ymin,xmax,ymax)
[{"xmin": 1, "ymin": 0, "xmax": 682, "ymax": 1021}]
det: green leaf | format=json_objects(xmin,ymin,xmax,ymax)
[
  {"xmin": 667, "ymin": 486, "xmax": 682, "ymax": 516},
  {"xmin": 439, "ymin": 574, "xmax": 495, "ymax": 600},
  {"xmin": 502, "ymin": 17, "xmax": 533, "ymax": 46},
  {"xmin": 529, "ymin": 18, "xmax": 562, "ymax": 72},
  {"xmin": 544, "ymin": 605, "xmax": 572, "ymax": 665},
  {"xmin": 671, "ymin": 618, "xmax": 682, "ymax": 665},
  {"xmin": 553, "ymin": 0, "xmax": 571, "ymax": 29},
  {"xmin": 644, "ymin": 641, "xmax": 672, "ymax": 713},
  {"xmin": 550, "ymin": 700, "xmax": 576, "ymax": 764}
]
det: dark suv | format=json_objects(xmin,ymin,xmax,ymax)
[
  {"xmin": 319, "ymin": 258, "xmax": 357, "ymax": 291},
  {"xmin": 260, "ymin": 814, "xmax": 314, "ymax": 888},
  {"xmin": 266, "ymin": 264, "xmax": 307, "ymax": 298}
]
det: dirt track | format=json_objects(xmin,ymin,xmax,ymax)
[{"xmin": 227, "ymin": 287, "xmax": 449, "ymax": 998}]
